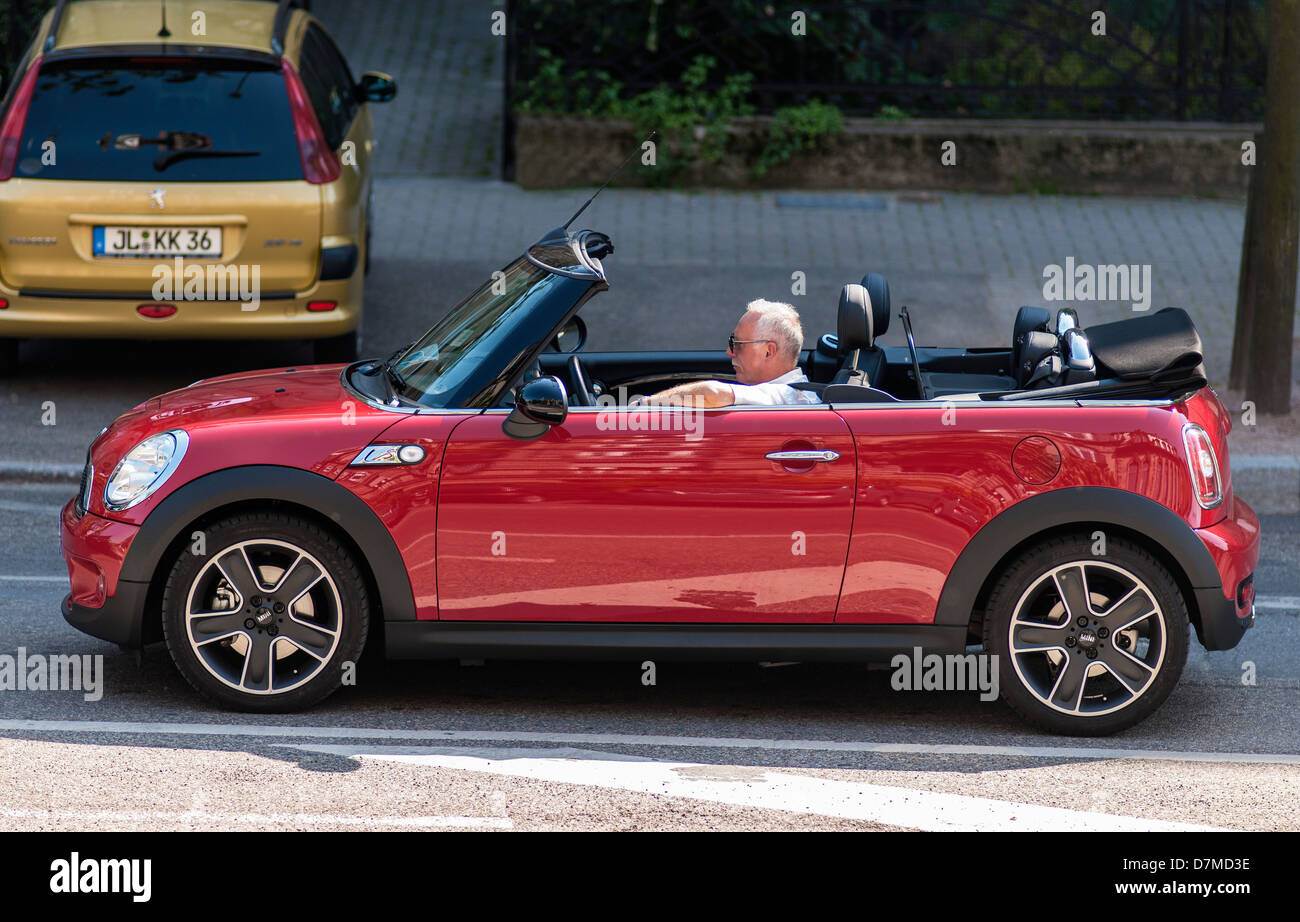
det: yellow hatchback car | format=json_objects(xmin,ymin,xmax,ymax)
[{"xmin": 0, "ymin": 0, "xmax": 395, "ymax": 372}]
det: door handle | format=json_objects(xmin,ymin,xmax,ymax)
[{"xmin": 765, "ymin": 450, "xmax": 840, "ymax": 462}]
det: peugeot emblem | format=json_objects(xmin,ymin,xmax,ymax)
[{"xmin": 150, "ymin": 189, "xmax": 166, "ymax": 209}]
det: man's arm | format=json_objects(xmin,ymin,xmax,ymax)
[{"xmin": 636, "ymin": 380, "xmax": 734, "ymax": 408}]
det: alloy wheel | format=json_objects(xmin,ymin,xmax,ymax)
[
  {"xmin": 183, "ymin": 538, "xmax": 343, "ymax": 695},
  {"xmin": 1007, "ymin": 560, "xmax": 1167, "ymax": 717}
]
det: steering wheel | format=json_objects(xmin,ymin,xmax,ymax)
[{"xmin": 567, "ymin": 354, "xmax": 596, "ymax": 407}]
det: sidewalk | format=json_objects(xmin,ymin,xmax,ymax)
[
  {"xmin": 368, "ymin": 178, "xmax": 1276, "ymax": 368},
  {"xmin": 362, "ymin": 177, "xmax": 1297, "ymax": 512},
  {"xmin": 312, "ymin": 0, "xmax": 502, "ymax": 178},
  {"xmin": 2, "ymin": 0, "xmax": 1295, "ymax": 511}
]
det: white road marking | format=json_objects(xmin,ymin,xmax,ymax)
[
  {"xmin": 3, "ymin": 718, "xmax": 1299, "ymax": 765},
  {"xmin": 0, "ymin": 575, "xmax": 66, "ymax": 583},
  {"xmin": 0, "ymin": 806, "xmax": 511, "ymax": 829},
  {"xmin": 1255, "ymin": 596, "xmax": 1299, "ymax": 612},
  {"xmin": 284, "ymin": 743, "xmax": 1221, "ymax": 832},
  {"xmin": 1233, "ymin": 455, "xmax": 1300, "ymax": 470}
]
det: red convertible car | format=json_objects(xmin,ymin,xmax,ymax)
[{"xmin": 61, "ymin": 226, "xmax": 1259, "ymax": 734}]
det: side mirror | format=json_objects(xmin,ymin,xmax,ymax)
[
  {"xmin": 503, "ymin": 376, "xmax": 567, "ymax": 440},
  {"xmin": 357, "ymin": 72, "xmax": 397, "ymax": 103},
  {"xmin": 549, "ymin": 315, "xmax": 587, "ymax": 353}
]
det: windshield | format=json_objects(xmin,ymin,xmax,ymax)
[
  {"xmin": 391, "ymin": 257, "xmax": 592, "ymax": 408},
  {"xmin": 16, "ymin": 58, "xmax": 301, "ymax": 182}
]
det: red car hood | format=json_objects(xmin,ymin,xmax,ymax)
[
  {"xmin": 149, "ymin": 364, "xmax": 358, "ymax": 423},
  {"xmin": 87, "ymin": 364, "xmax": 408, "ymax": 523}
]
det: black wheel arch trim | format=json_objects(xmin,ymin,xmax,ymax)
[
  {"xmin": 935, "ymin": 487, "xmax": 1236, "ymax": 649},
  {"xmin": 117, "ymin": 465, "xmax": 415, "ymax": 638}
]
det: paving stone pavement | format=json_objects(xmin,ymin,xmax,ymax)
[
  {"xmin": 302, "ymin": 0, "xmax": 1292, "ymax": 384},
  {"xmin": 367, "ymin": 178, "xmax": 1293, "ymax": 383},
  {"xmin": 312, "ymin": 0, "xmax": 502, "ymax": 177}
]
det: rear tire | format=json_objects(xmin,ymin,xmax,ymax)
[
  {"xmin": 313, "ymin": 330, "xmax": 358, "ymax": 364},
  {"xmin": 983, "ymin": 533, "xmax": 1189, "ymax": 736},
  {"xmin": 161, "ymin": 511, "xmax": 369, "ymax": 712}
]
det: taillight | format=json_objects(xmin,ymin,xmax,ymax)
[
  {"xmin": 1182, "ymin": 423, "xmax": 1223, "ymax": 509},
  {"xmin": 281, "ymin": 58, "xmax": 340, "ymax": 184},
  {"xmin": 0, "ymin": 55, "xmax": 42, "ymax": 181}
]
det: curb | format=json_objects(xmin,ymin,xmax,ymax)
[
  {"xmin": 0, "ymin": 462, "xmax": 83, "ymax": 485},
  {"xmin": 1, "ymin": 456, "xmax": 1297, "ymax": 513},
  {"xmin": 1231, "ymin": 455, "xmax": 1300, "ymax": 515}
]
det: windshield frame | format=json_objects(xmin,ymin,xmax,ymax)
[{"xmin": 384, "ymin": 233, "xmax": 608, "ymax": 410}]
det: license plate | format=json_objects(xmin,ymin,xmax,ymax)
[{"xmin": 93, "ymin": 225, "xmax": 222, "ymax": 258}]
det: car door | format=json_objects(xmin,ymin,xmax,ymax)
[{"xmin": 434, "ymin": 404, "xmax": 857, "ymax": 623}]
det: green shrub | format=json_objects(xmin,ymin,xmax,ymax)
[
  {"xmin": 753, "ymin": 100, "xmax": 844, "ymax": 177},
  {"xmin": 609, "ymin": 56, "xmax": 754, "ymax": 184},
  {"xmin": 519, "ymin": 52, "xmax": 758, "ymax": 186}
]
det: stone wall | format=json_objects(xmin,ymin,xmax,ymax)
[{"xmin": 515, "ymin": 115, "xmax": 1258, "ymax": 197}]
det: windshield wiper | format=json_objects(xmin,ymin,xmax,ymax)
[
  {"xmin": 363, "ymin": 346, "xmax": 419, "ymax": 407},
  {"xmin": 154, "ymin": 149, "xmax": 258, "ymax": 171},
  {"xmin": 381, "ymin": 347, "xmax": 411, "ymax": 394}
]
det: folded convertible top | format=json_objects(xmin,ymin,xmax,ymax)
[{"xmin": 1086, "ymin": 307, "xmax": 1205, "ymax": 383}]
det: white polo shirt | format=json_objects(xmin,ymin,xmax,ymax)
[{"xmin": 728, "ymin": 368, "xmax": 822, "ymax": 406}]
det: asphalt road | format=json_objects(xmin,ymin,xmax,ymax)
[
  {"xmin": 1, "ymin": 475, "xmax": 1297, "ymax": 830},
  {"xmin": 1, "ymin": 220, "xmax": 1297, "ymax": 833}
]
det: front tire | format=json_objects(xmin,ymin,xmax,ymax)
[
  {"xmin": 983, "ymin": 534, "xmax": 1188, "ymax": 736},
  {"xmin": 161, "ymin": 511, "xmax": 369, "ymax": 712}
]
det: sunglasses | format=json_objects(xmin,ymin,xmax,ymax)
[{"xmin": 728, "ymin": 335, "xmax": 775, "ymax": 351}]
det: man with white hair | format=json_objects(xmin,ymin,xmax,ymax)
[{"xmin": 635, "ymin": 299, "xmax": 820, "ymax": 407}]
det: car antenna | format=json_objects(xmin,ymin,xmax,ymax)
[
  {"xmin": 561, "ymin": 130, "xmax": 656, "ymax": 231},
  {"xmin": 157, "ymin": 0, "xmax": 171, "ymax": 37}
]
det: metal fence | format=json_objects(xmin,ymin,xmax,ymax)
[{"xmin": 505, "ymin": 0, "xmax": 1267, "ymax": 123}]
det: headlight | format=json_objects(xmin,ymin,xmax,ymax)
[{"xmin": 103, "ymin": 430, "xmax": 189, "ymax": 512}]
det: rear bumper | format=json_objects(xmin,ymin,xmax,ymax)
[
  {"xmin": 0, "ymin": 275, "xmax": 359, "ymax": 339},
  {"xmin": 1191, "ymin": 494, "xmax": 1260, "ymax": 651}
]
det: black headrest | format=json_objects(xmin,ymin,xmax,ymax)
[
  {"xmin": 1014, "ymin": 305, "xmax": 1051, "ymax": 344},
  {"xmin": 860, "ymin": 273, "xmax": 891, "ymax": 337},
  {"xmin": 838, "ymin": 284, "xmax": 873, "ymax": 351}
]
